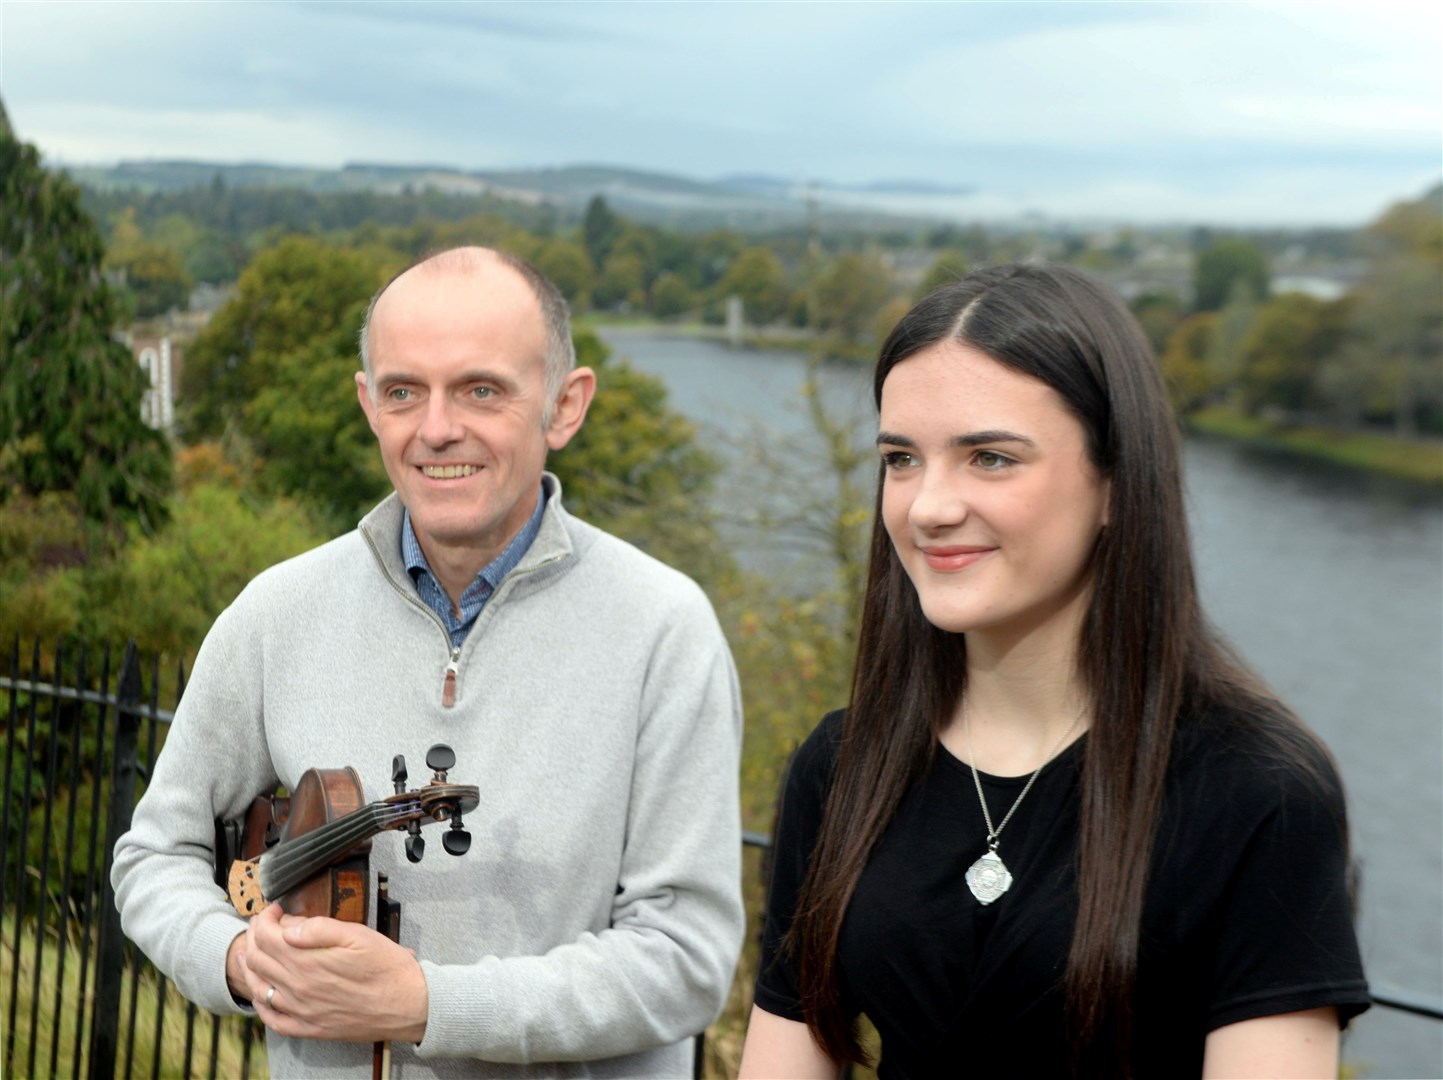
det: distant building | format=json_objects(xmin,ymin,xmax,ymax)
[{"xmin": 132, "ymin": 335, "xmax": 180, "ymax": 432}]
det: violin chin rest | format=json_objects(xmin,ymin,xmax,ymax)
[{"xmin": 228, "ymin": 859, "xmax": 269, "ymax": 916}]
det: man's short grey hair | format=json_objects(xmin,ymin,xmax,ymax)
[{"xmin": 358, "ymin": 247, "xmax": 576, "ymax": 418}]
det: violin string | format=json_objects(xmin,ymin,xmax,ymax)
[
  {"xmin": 260, "ymin": 802, "xmax": 418, "ymax": 898},
  {"xmin": 264, "ymin": 802, "xmax": 408, "ymax": 874}
]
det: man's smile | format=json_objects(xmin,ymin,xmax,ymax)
[{"xmin": 419, "ymin": 464, "xmax": 480, "ymax": 479}]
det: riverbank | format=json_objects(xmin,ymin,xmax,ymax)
[
  {"xmin": 578, "ymin": 315, "xmax": 875, "ymax": 361},
  {"xmin": 589, "ymin": 318, "xmax": 1443, "ymax": 488},
  {"xmin": 1185, "ymin": 407, "xmax": 1443, "ymax": 487}
]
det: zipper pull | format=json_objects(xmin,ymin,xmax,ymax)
[{"xmin": 442, "ymin": 648, "xmax": 460, "ymax": 708}]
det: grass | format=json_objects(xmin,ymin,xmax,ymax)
[
  {"xmin": 1, "ymin": 911, "xmax": 265, "ymax": 1079},
  {"xmin": 1186, "ymin": 407, "xmax": 1443, "ymax": 486}
]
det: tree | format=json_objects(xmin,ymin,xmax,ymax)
[
  {"xmin": 592, "ymin": 251, "xmax": 647, "ymax": 311},
  {"xmin": 813, "ymin": 252, "xmax": 894, "ymax": 346},
  {"xmin": 1159, "ymin": 312, "xmax": 1221, "ymax": 414},
  {"xmin": 650, "ymin": 272, "xmax": 696, "ymax": 319},
  {"xmin": 1193, "ymin": 237, "xmax": 1270, "ymax": 313},
  {"xmin": 914, "ymin": 250, "xmax": 970, "ymax": 300},
  {"xmin": 581, "ymin": 195, "xmax": 622, "ymax": 269},
  {"xmin": 716, "ymin": 247, "xmax": 791, "ymax": 326},
  {"xmin": 0, "ymin": 128, "xmax": 172, "ymax": 532},
  {"xmin": 180, "ymin": 236, "xmax": 396, "ymax": 528},
  {"xmin": 1335, "ymin": 188, "xmax": 1443, "ymax": 436},
  {"xmin": 1237, "ymin": 293, "xmax": 1345, "ymax": 416},
  {"xmin": 1129, "ymin": 291, "xmax": 1186, "ymax": 356},
  {"xmin": 530, "ymin": 238, "xmax": 594, "ymax": 309},
  {"xmin": 182, "ymin": 236, "xmax": 395, "ymax": 437}
]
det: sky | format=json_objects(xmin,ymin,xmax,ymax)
[{"xmin": 1, "ymin": 0, "xmax": 1439, "ymax": 227}]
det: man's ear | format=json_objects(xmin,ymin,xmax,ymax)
[
  {"xmin": 545, "ymin": 367, "xmax": 597, "ymax": 451},
  {"xmin": 356, "ymin": 371, "xmax": 380, "ymax": 436}
]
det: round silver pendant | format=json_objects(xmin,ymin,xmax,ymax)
[{"xmin": 965, "ymin": 849, "xmax": 1013, "ymax": 905}]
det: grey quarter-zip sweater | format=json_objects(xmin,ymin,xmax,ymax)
[{"xmin": 111, "ymin": 476, "xmax": 745, "ymax": 1078}]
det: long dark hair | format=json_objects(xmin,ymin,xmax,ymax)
[{"xmin": 789, "ymin": 263, "xmax": 1305, "ymax": 1074}]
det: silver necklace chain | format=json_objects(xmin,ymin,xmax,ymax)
[{"xmin": 961, "ymin": 696, "xmax": 1085, "ymax": 905}]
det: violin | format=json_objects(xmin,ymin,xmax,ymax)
[
  {"xmin": 220, "ymin": 744, "xmax": 479, "ymax": 918},
  {"xmin": 215, "ymin": 745, "xmax": 479, "ymax": 1080}
]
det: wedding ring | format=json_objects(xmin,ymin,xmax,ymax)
[{"xmin": 265, "ymin": 985, "xmax": 276, "ymax": 1008}]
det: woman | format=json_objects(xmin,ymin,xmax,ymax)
[{"xmin": 739, "ymin": 264, "xmax": 1369, "ymax": 1078}]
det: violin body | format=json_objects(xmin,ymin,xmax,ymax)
[{"xmin": 229, "ymin": 767, "xmax": 371, "ymax": 921}]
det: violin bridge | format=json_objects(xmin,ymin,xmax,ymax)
[{"xmin": 228, "ymin": 859, "xmax": 269, "ymax": 916}]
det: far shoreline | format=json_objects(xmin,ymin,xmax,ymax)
[{"xmin": 583, "ymin": 317, "xmax": 1443, "ymax": 489}]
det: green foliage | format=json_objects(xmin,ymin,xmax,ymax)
[
  {"xmin": 1130, "ymin": 291, "xmax": 1186, "ymax": 356},
  {"xmin": 104, "ymin": 208, "xmax": 194, "ymax": 317},
  {"xmin": 1323, "ymin": 190, "xmax": 1443, "ymax": 436},
  {"xmin": 1193, "ymin": 237, "xmax": 1270, "ymax": 312},
  {"xmin": 182, "ymin": 235, "xmax": 395, "ymax": 437},
  {"xmin": 0, "ymin": 132, "xmax": 173, "ymax": 533},
  {"xmin": 717, "ymin": 247, "xmax": 791, "ymax": 326},
  {"xmin": 246, "ymin": 331, "xmax": 391, "ymax": 529},
  {"xmin": 914, "ymin": 249, "xmax": 970, "ymax": 300},
  {"xmin": 813, "ymin": 252, "xmax": 894, "ymax": 346},
  {"xmin": 582, "ymin": 195, "xmax": 622, "ymax": 268},
  {"xmin": 179, "ymin": 236, "xmax": 397, "ymax": 525},
  {"xmin": 87, "ymin": 481, "xmax": 328, "ymax": 655},
  {"xmin": 650, "ymin": 272, "xmax": 697, "ymax": 319},
  {"xmin": 1238, "ymin": 293, "xmax": 1347, "ymax": 415},
  {"xmin": 593, "ymin": 251, "xmax": 647, "ymax": 311},
  {"xmin": 0, "ymin": 491, "xmax": 90, "ymax": 644},
  {"xmin": 1160, "ymin": 312, "xmax": 1222, "ymax": 413},
  {"xmin": 530, "ymin": 238, "xmax": 595, "ymax": 308}
]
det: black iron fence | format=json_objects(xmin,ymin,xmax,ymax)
[
  {"xmin": 2, "ymin": 637, "xmax": 263, "ymax": 1080},
  {"xmin": 3, "ymin": 637, "xmax": 1438, "ymax": 1080}
]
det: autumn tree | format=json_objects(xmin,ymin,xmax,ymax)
[
  {"xmin": 104, "ymin": 207, "xmax": 194, "ymax": 317},
  {"xmin": 0, "ymin": 125, "xmax": 172, "ymax": 533}
]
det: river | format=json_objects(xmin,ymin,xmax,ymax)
[{"xmin": 596, "ymin": 326, "xmax": 1443, "ymax": 1080}]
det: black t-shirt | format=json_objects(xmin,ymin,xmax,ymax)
[{"xmin": 754, "ymin": 708, "xmax": 1371, "ymax": 1078}]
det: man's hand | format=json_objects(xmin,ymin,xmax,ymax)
[{"xmin": 238, "ymin": 903, "xmax": 429, "ymax": 1044}]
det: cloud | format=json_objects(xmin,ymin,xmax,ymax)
[{"xmin": 3, "ymin": 0, "xmax": 1438, "ymax": 223}]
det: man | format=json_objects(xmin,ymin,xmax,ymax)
[{"xmin": 112, "ymin": 247, "xmax": 745, "ymax": 1077}]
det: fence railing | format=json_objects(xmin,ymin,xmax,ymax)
[
  {"xmin": 2, "ymin": 637, "xmax": 1439, "ymax": 1080},
  {"xmin": 2, "ymin": 637, "xmax": 262, "ymax": 1080}
]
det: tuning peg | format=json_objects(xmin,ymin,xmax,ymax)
[
  {"xmin": 426, "ymin": 744, "xmax": 456, "ymax": 781},
  {"xmin": 443, "ymin": 817, "xmax": 471, "ymax": 856},
  {"xmin": 405, "ymin": 819, "xmax": 425, "ymax": 863},
  {"xmin": 392, "ymin": 755, "xmax": 408, "ymax": 794}
]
